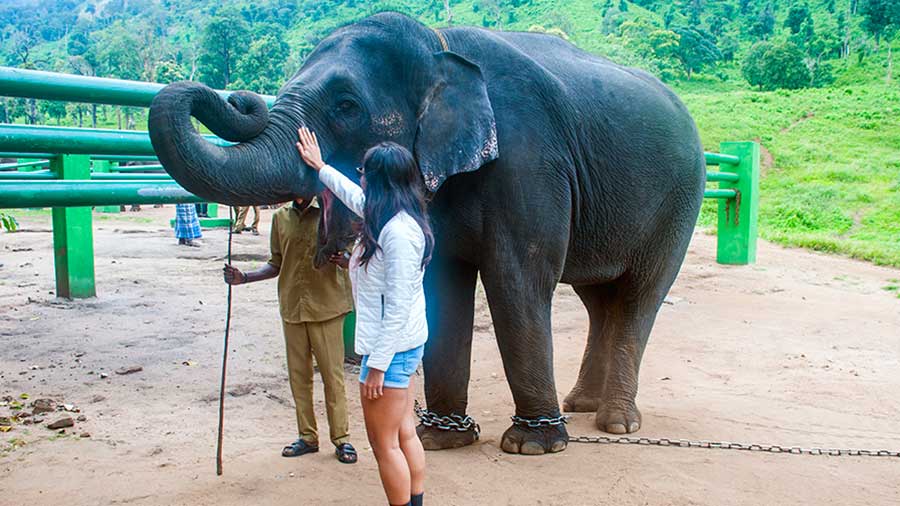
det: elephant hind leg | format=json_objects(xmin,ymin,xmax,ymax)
[
  {"xmin": 562, "ymin": 282, "xmax": 620, "ymax": 414},
  {"xmin": 564, "ymin": 276, "xmax": 670, "ymax": 435}
]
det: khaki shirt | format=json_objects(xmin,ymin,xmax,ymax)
[{"xmin": 268, "ymin": 200, "xmax": 353, "ymax": 323}]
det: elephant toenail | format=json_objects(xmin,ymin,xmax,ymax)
[
  {"xmin": 607, "ymin": 423, "xmax": 628, "ymax": 434},
  {"xmin": 520, "ymin": 441, "xmax": 546, "ymax": 455},
  {"xmin": 501, "ymin": 439, "xmax": 520, "ymax": 454},
  {"xmin": 550, "ymin": 440, "xmax": 568, "ymax": 453},
  {"xmin": 628, "ymin": 422, "xmax": 640, "ymax": 433}
]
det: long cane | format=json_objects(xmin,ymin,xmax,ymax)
[{"xmin": 216, "ymin": 206, "xmax": 235, "ymax": 476}]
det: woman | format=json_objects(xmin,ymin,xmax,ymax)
[{"xmin": 296, "ymin": 127, "xmax": 432, "ymax": 506}]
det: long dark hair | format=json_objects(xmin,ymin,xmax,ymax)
[{"xmin": 358, "ymin": 142, "xmax": 434, "ymax": 269}]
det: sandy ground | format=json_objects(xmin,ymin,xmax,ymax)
[{"xmin": 1, "ymin": 206, "xmax": 899, "ymax": 506}]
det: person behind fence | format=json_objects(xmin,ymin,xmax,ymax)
[
  {"xmin": 296, "ymin": 128, "xmax": 432, "ymax": 506},
  {"xmin": 232, "ymin": 205, "xmax": 260, "ymax": 235},
  {"xmin": 174, "ymin": 203, "xmax": 202, "ymax": 247},
  {"xmin": 222, "ymin": 196, "xmax": 358, "ymax": 465}
]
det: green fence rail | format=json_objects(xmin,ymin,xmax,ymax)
[
  {"xmin": 0, "ymin": 180, "xmax": 201, "ymax": 207},
  {"xmin": 0, "ymin": 66, "xmax": 276, "ymax": 108}
]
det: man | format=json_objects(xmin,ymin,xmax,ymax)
[
  {"xmin": 174, "ymin": 203, "xmax": 201, "ymax": 247},
  {"xmin": 223, "ymin": 197, "xmax": 357, "ymax": 464},
  {"xmin": 232, "ymin": 205, "xmax": 260, "ymax": 235}
]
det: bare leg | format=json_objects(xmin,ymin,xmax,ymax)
[
  {"xmin": 362, "ymin": 384, "xmax": 412, "ymax": 506},
  {"xmin": 400, "ymin": 378, "xmax": 425, "ymax": 496}
]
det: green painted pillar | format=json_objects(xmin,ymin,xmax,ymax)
[
  {"xmin": 716, "ymin": 142, "xmax": 760, "ymax": 265},
  {"xmin": 207, "ymin": 203, "xmax": 218, "ymax": 218},
  {"xmin": 51, "ymin": 154, "xmax": 95, "ymax": 298},
  {"xmin": 92, "ymin": 160, "xmax": 120, "ymax": 213},
  {"xmin": 343, "ymin": 311, "xmax": 358, "ymax": 361}
]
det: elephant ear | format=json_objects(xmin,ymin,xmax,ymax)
[{"xmin": 414, "ymin": 51, "xmax": 499, "ymax": 192}]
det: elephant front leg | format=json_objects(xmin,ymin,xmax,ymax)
[
  {"xmin": 481, "ymin": 267, "xmax": 568, "ymax": 455},
  {"xmin": 417, "ymin": 258, "xmax": 480, "ymax": 450}
]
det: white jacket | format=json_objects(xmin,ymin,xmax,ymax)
[{"xmin": 319, "ymin": 165, "xmax": 428, "ymax": 371}]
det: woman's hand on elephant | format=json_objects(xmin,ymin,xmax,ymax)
[
  {"xmin": 223, "ymin": 264, "xmax": 245, "ymax": 285},
  {"xmin": 296, "ymin": 127, "xmax": 325, "ymax": 171},
  {"xmin": 363, "ymin": 369, "xmax": 384, "ymax": 400}
]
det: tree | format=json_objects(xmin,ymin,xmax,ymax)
[
  {"xmin": 749, "ymin": 2, "xmax": 776, "ymax": 40},
  {"xmin": 156, "ymin": 58, "xmax": 188, "ymax": 84},
  {"xmin": 859, "ymin": 0, "xmax": 900, "ymax": 48},
  {"xmin": 233, "ymin": 24, "xmax": 291, "ymax": 95},
  {"xmin": 39, "ymin": 100, "xmax": 67, "ymax": 125},
  {"xmin": 742, "ymin": 42, "xmax": 770, "ymax": 89},
  {"xmin": 198, "ymin": 10, "xmax": 250, "ymax": 88},
  {"xmin": 785, "ymin": 3, "xmax": 811, "ymax": 34},
  {"xmin": 742, "ymin": 41, "xmax": 811, "ymax": 90},
  {"xmin": 672, "ymin": 26, "xmax": 721, "ymax": 77},
  {"xmin": 5, "ymin": 27, "xmax": 39, "ymax": 66}
]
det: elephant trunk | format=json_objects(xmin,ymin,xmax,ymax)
[{"xmin": 148, "ymin": 81, "xmax": 316, "ymax": 206}]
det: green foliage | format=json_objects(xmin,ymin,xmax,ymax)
[
  {"xmin": 233, "ymin": 24, "xmax": 291, "ymax": 94},
  {"xmin": 784, "ymin": 3, "xmax": 811, "ymax": 35},
  {"xmin": 672, "ymin": 26, "xmax": 722, "ymax": 77},
  {"xmin": 198, "ymin": 9, "xmax": 250, "ymax": 88},
  {"xmin": 742, "ymin": 41, "xmax": 811, "ymax": 90},
  {"xmin": 0, "ymin": 212, "xmax": 18, "ymax": 232},
  {"xmin": 859, "ymin": 0, "xmax": 900, "ymax": 44},
  {"xmin": 749, "ymin": 2, "xmax": 776, "ymax": 40}
]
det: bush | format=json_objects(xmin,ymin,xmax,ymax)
[{"xmin": 742, "ymin": 41, "xmax": 811, "ymax": 90}]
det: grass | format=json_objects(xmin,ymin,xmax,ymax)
[{"xmin": 682, "ymin": 80, "xmax": 900, "ymax": 268}]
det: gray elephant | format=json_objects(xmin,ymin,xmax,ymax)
[{"xmin": 149, "ymin": 12, "xmax": 705, "ymax": 455}]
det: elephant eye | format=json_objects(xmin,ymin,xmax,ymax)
[{"xmin": 337, "ymin": 100, "xmax": 356, "ymax": 113}]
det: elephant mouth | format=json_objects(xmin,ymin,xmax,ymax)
[{"xmin": 313, "ymin": 188, "xmax": 358, "ymax": 270}]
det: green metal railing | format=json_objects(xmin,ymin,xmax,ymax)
[
  {"xmin": 0, "ymin": 180, "xmax": 201, "ymax": 207},
  {"xmin": 0, "ymin": 67, "xmax": 276, "ymax": 108}
]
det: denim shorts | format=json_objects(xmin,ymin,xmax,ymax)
[{"xmin": 359, "ymin": 345, "xmax": 425, "ymax": 389}]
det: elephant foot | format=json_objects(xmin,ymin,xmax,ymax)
[
  {"xmin": 500, "ymin": 422, "xmax": 568, "ymax": 455},
  {"xmin": 416, "ymin": 424, "xmax": 479, "ymax": 450},
  {"xmin": 595, "ymin": 399, "xmax": 642, "ymax": 434},
  {"xmin": 562, "ymin": 391, "xmax": 600, "ymax": 413}
]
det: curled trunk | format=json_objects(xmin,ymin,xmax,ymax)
[{"xmin": 148, "ymin": 81, "xmax": 316, "ymax": 206}]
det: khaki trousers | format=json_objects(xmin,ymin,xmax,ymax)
[
  {"xmin": 282, "ymin": 315, "xmax": 350, "ymax": 446},
  {"xmin": 233, "ymin": 206, "xmax": 260, "ymax": 231}
]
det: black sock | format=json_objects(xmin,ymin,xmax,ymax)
[{"xmin": 411, "ymin": 492, "xmax": 424, "ymax": 506}]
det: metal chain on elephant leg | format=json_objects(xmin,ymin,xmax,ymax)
[
  {"xmin": 510, "ymin": 414, "xmax": 570, "ymax": 428},
  {"xmin": 414, "ymin": 400, "xmax": 480, "ymax": 438},
  {"xmin": 567, "ymin": 434, "xmax": 900, "ymax": 458}
]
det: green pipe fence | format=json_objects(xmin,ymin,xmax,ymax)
[
  {"xmin": 0, "ymin": 171, "xmax": 172, "ymax": 181},
  {"xmin": 0, "ymin": 124, "xmax": 232, "ymax": 156},
  {"xmin": 0, "ymin": 180, "xmax": 201, "ymax": 207},
  {"xmin": 109, "ymin": 164, "xmax": 164, "ymax": 172},
  {"xmin": 703, "ymin": 188, "xmax": 738, "ymax": 199},
  {"xmin": 0, "ymin": 159, "xmax": 49, "ymax": 171},
  {"xmin": 0, "ymin": 66, "xmax": 276, "ymax": 108}
]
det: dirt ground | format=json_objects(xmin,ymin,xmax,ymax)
[{"xmin": 1, "ymin": 206, "xmax": 899, "ymax": 506}]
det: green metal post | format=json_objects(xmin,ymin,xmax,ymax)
[
  {"xmin": 343, "ymin": 311, "xmax": 358, "ymax": 361},
  {"xmin": 92, "ymin": 160, "xmax": 120, "ymax": 213},
  {"xmin": 716, "ymin": 142, "xmax": 760, "ymax": 265},
  {"xmin": 51, "ymin": 154, "xmax": 95, "ymax": 298}
]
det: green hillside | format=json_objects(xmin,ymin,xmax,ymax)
[{"xmin": 1, "ymin": 0, "xmax": 899, "ymax": 266}]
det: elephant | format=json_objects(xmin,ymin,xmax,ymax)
[{"xmin": 148, "ymin": 12, "xmax": 705, "ymax": 455}]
